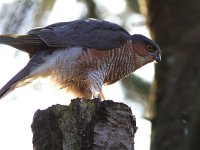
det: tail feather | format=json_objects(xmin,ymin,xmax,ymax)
[
  {"xmin": 0, "ymin": 51, "xmax": 49, "ymax": 99},
  {"xmin": 0, "ymin": 34, "xmax": 46, "ymax": 54},
  {"xmin": 0, "ymin": 65, "xmax": 33, "ymax": 99}
]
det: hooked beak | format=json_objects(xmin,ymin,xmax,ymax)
[
  {"xmin": 154, "ymin": 49, "xmax": 161, "ymax": 63},
  {"xmin": 155, "ymin": 55, "xmax": 161, "ymax": 63},
  {"xmin": 149, "ymin": 52, "xmax": 161, "ymax": 63}
]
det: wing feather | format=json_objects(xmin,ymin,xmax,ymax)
[
  {"xmin": 28, "ymin": 19, "xmax": 131, "ymax": 50},
  {"xmin": 0, "ymin": 19, "xmax": 131, "ymax": 54},
  {"xmin": 0, "ymin": 34, "xmax": 47, "ymax": 55}
]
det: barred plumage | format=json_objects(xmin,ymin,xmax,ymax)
[{"xmin": 0, "ymin": 19, "xmax": 161, "ymax": 100}]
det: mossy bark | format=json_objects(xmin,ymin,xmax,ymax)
[{"xmin": 31, "ymin": 98, "xmax": 137, "ymax": 150}]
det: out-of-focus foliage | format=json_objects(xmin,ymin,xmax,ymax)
[
  {"xmin": 0, "ymin": 0, "xmax": 56, "ymax": 34},
  {"xmin": 126, "ymin": 0, "xmax": 140, "ymax": 13},
  {"xmin": 121, "ymin": 74, "xmax": 154, "ymax": 118},
  {"xmin": 78, "ymin": 0, "xmax": 143, "ymax": 26},
  {"xmin": 78, "ymin": 0, "xmax": 98, "ymax": 18},
  {"xmin": 121, "ymin": 74, "xmax": 150, "ymax": 102}
]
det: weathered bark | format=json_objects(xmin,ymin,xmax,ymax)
[
  {"xmin": 140, "ymin": 0, "xmax": 200, "ymax": 149},
  {"xmin": 31, "ymin": 98, "xmax": 137, "ymax": 150},
  {"xmin": 187, "ymin": 95, "xmax": 200, "ymax": 150}
]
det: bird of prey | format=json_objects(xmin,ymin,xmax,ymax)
[{"xmin": 0, "ymin": 19, "xmax": 161, "ymax": 100}]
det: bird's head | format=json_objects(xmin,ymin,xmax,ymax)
[{"xmin": 131, "ymin": 34, "xmax": 161, "ymax": 66}]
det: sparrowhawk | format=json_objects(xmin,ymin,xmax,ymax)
[{"xmin": 0, "ymin": 19, "xmax": 161, "ymax": 100}]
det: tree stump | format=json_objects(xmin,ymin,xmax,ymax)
[{"xmin": 31, "ymin": 98, "xmax": 137, "ymax": 150}]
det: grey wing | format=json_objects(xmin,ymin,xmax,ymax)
[
  {"xmin": 0, "ymin": 34, "xmax": 48, "ymax": 56},
  {"xmin": 0, "ymin": 19, "xmax": 131, "ymax": 54},
  {"xmin": 0, "ymin": 51, "xmax": 48, "ymax": 99},
  {"xmin": 28, "ymin": 19, "xmax": 131, "ymax": 50}
]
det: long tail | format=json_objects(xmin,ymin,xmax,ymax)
[
  {"xmin": 0, "ymin": 34, "xmax": 45, "ymax": 54},
  {"xmin": 0, "ymin": 51, "xmax": 49, "ymax": 99},
  {"xmin": 0, "ymin": 65, "xmax": 33, "ymax": 99}
]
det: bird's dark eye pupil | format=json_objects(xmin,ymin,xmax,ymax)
[{"xmin": 147, "ymin": 45, "xmax": 154, "ymax": 51}]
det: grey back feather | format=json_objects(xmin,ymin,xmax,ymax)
[
  {"xmin": 28, "ymin": 19, "xmax": 131, "ymax": 50},
  {"xmin": 0, "ymin": 19, "xmax": 131, "ymax": 55}
]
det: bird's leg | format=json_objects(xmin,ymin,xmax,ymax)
[{"xmin": 99, "ymin": 90, "xmax": 106, "ymax": 100}]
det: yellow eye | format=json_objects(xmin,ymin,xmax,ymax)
[{"xmin": 146, "ymin": 45, "xmax": 154, "ymax": 52}]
